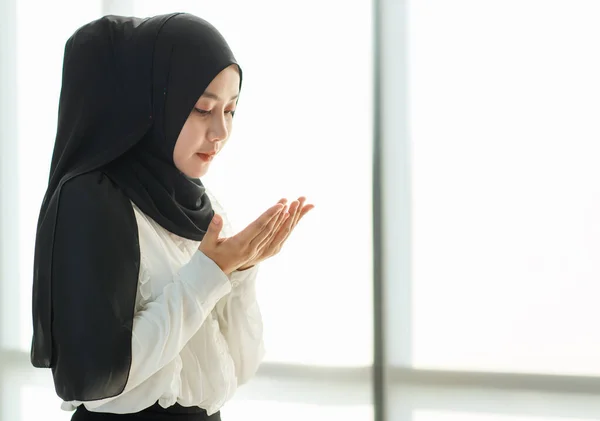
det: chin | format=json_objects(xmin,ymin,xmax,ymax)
[
  {"xmin": 184, "ymin": 167, "xmax": 208, "ymax": 179},
  {"xmin": 174, "ymin": 157, "xmax": 209, "ymax": 179}
]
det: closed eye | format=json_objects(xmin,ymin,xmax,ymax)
[{"xmin": 194, "ymin": 108, "xmax": 236, "ymax": 117}]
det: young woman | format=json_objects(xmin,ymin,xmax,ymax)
[{"xmin": 30, "ymin": 12, "xmax": 313, "ymax": 420}]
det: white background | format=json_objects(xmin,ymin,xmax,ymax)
[{"xmin": 408, "ymin": 0, "xmax": 600, "ymax": 375}]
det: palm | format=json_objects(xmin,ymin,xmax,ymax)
[{"xmin": 237, "ymin": 197, "xmax": 314, "ymax": 271}]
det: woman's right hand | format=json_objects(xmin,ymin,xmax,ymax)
[{"xmin": 198, "ymin": 202, "xmax": 286, "ymax": 276}]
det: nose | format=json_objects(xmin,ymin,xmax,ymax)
[{"xmin": 208, "ymin": 113, "xmax": 229, "ymax": 143}]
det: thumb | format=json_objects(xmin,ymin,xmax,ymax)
[{"xmin": 204, "ymin": 213, "xmax": 223, "ymax": 242}]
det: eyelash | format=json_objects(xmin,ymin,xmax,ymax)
[{"xmin": 194, "ymin": 108, "xmax": 235, "ymax": 117}]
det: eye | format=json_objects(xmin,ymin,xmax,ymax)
[
  {"xmin": 194, "ymin": 108, "xmax": 235, "ymax": 117},
  {"xmin": 194, "ymin": 108, "xmax": 210, "ymax": 115}
]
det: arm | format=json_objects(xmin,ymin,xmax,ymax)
[
  {"xmin": 50, "ymin": 172, "xmax": 231, "ymax": 402},
  {"xmin": 214, "ymin": 249, "xmax": 266, "ymax": 386},
  {"xmin": 127, "ymin": 250, "xmax": 232, "ymax": 391},
  {"xmin": 201, "ymin": 187, "xmax": 266, "ymax": 385}
]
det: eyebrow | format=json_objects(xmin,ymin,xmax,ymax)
[{"xmin": 201, "ymin": 91, "xmax": 239, "ymax": 101}]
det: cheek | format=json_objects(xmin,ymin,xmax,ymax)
[
  {"xmin": 175, "ymin": 120, "xmax": 205, "ymax": 157},
  {"xmin": 224, "ymin": 119, "xmax": 234, "ymax": 141}
]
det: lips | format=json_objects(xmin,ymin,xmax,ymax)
[{"xmin": 196, "ymin": 152, "xmax": 214, "ymax": 162}]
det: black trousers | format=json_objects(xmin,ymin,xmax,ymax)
[{"xmin": 71, "ymin": 402, "xmax": 221, "ymax": 421}]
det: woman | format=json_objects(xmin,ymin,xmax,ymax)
[{"xmin": 30, "ymin": 12, "xmax": 313, "ymax": 420}]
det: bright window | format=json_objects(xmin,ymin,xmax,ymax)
[{"xmin": 408, "ymin": 0, "xmax": 600, "ymax": 375}]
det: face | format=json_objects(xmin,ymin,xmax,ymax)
[{"xmin": 173, "ymin": 64, "xmax": 240, "ymax": 178}]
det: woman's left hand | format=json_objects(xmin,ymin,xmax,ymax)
[{"xmin": 237, "ymin": 196, "xmax": 314, "ymax": 271}]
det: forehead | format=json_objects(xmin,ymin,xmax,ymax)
[{"xmin": 201, "ymin": 65, "xmax": 241, "ymax": 98}]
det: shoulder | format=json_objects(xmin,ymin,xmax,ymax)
[
  {"xmin": 59, "ymin": 171, "xmax": 134, "ymax": 222},
  {"xmin": 60, "ymin": 170, "xmax": 127, "ymax": 204},
  {"xmin": 55, "ymin": 171, "xmax": 138, "ymax": 252},
  {"xmin": 52, "ymin": 170, "xmax": 140, "ymax": 285}
]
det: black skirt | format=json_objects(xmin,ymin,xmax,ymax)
[{"xmin": 71, "ymin": 402, "xmax": 221, "ymax": 421}]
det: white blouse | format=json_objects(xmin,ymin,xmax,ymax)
[{"xmin": 61, "ymin": 189, "xmax": 265, "ymax": 416}]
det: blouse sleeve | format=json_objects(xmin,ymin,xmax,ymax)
[
  {"xmin": 126, "ymin": 250, "xmax": 232, "ymax": 391},
  {"xmin": 215, "ymin": 265, "xmax": 266, "ymax": 386},
  {"xmin": 201, "ymin": 187, "xmax": 266, "ymax": 385}
]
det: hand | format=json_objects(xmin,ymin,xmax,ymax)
[
  {"xmin": 238, "ymin": 196, "xmax": 314, "ymax": 271},
  {"xmin": 199, "ymin": 202, "xmax": 285, "ymax": 276}
]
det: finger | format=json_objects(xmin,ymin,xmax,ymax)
[
  {"xmin": 269, "ymin": 198, "xmax": 289, "ymax": 237},
  {"xmin": 287, "ymin": 199, "xmax": 300, "ymax": 218},
  {"xmin": 238, "ymin": 203, "xmax": 284, "ymax": 241},
  {"xmin": 203, "ymin": 213, "xmax": 224, "ymax": 243},
  {"xmin": 280, "ymin": 198, "xmax": 302, "ymax": 241},
  {"xmin": 247, "ymin": 205, "xmax": 285, "ymax": 250},
  {"xmin": 268, "ymin": 200, "xmax": 314, "ymax": 252},
  {"xmin": 298, "ymin": 204, "xmax": 315, "ymax": 221},
  {"xmin": 293, "ymin": 204, "xmax": 314, "ymax": 227},
  {"xmin": 257, "ymin": 203, "xmax": 288, "ymax": 251},
  {"xmin": 287, "ymin": 200, "xmax": 301, "ymax": 227},
  {"xmin": 269, "ymin": 202, "xmax": 297, "ymax": 246},
  {"xmin": 267, "ymin": 200, "xmax": 288, "ymax": 241},
  {"xmin": 291, "ymin": 197, "xmax": 305, "ymax": 227},
  {"xmin": 272, "ymin": 204, "xmax": 290, "ymax": 235},
  {"xmin": 281, "ymin": 200, "xmax": 313, "ymax": 244}
]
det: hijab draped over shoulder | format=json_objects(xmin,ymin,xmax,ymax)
[{"xmin": 30, "ymin": 13, "xmax": 242, "ymax": 401}]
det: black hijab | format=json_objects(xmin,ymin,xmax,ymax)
[
  {"xmin": 43, "ymin": 12, "xmax": 241, "ymax": 240},
  {"xmin": 31, "ymin": 13, "xmax": 241, "ymax": 400}
]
